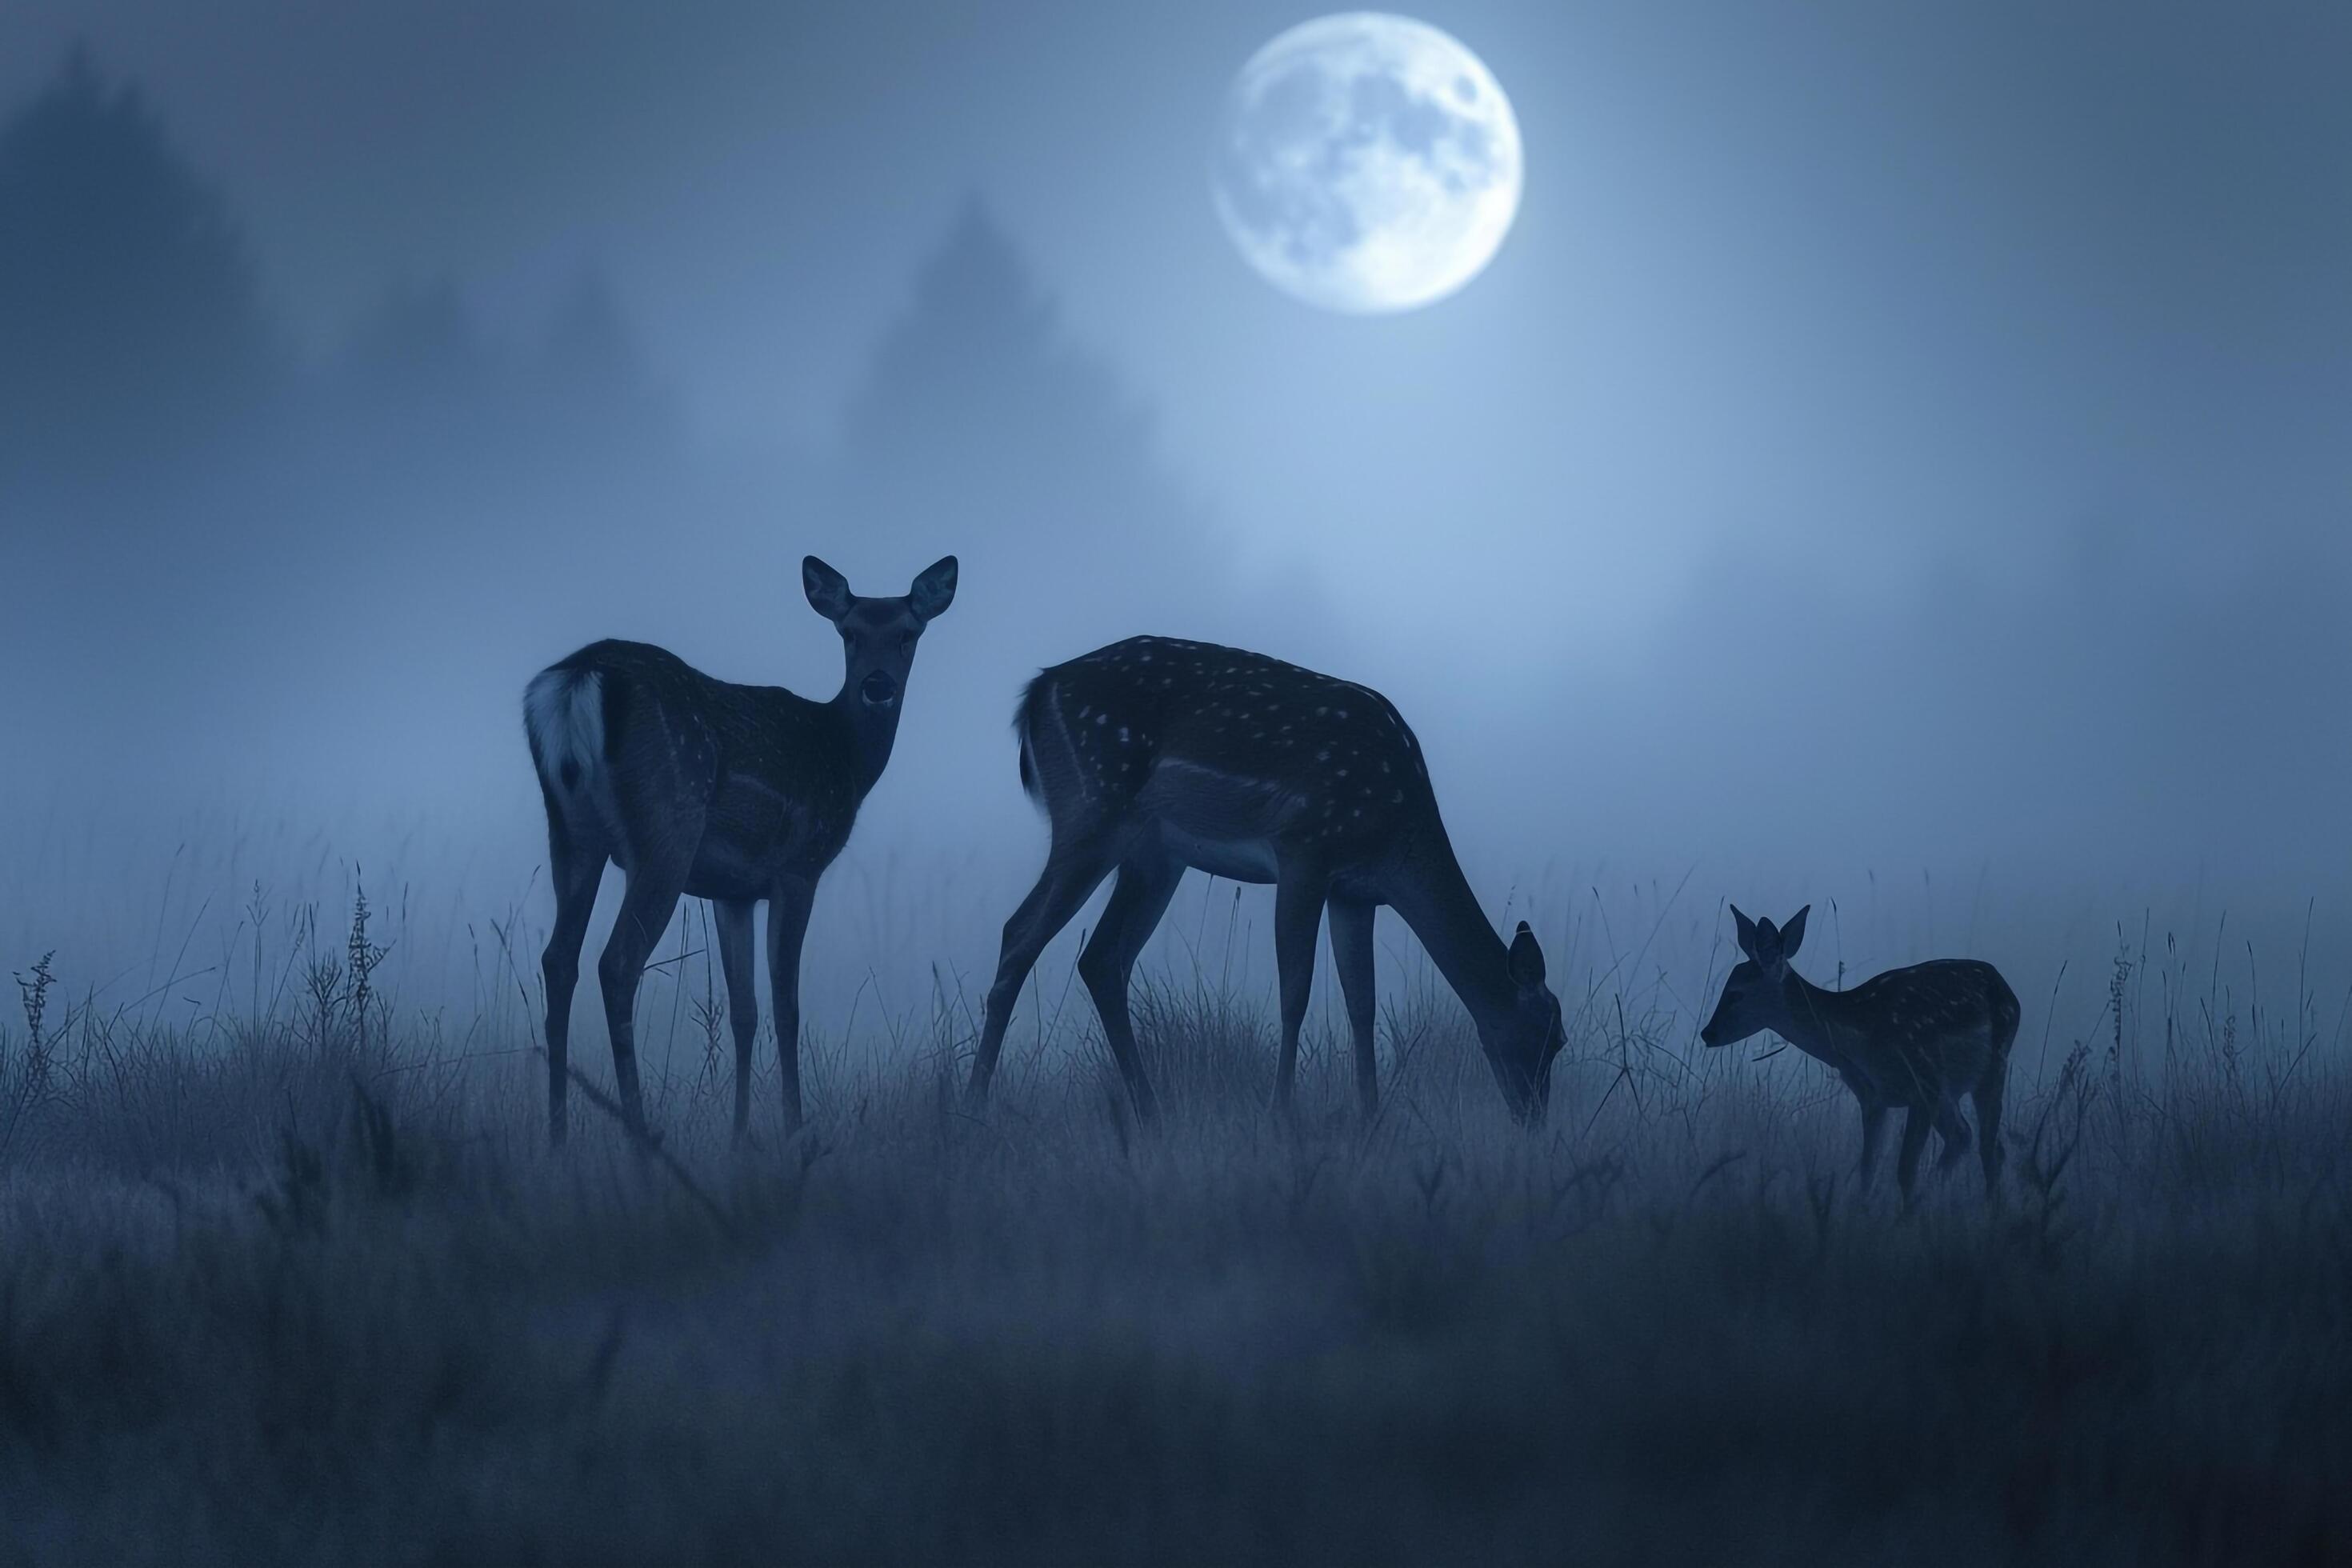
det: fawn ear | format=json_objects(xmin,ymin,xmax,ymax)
[
  {"xmin": 803, "ymin": 556, "xmax": 853, "ymax": 622},
  {"xmin": 1779, "ymin": 905, "xmax": 1810, "ymax": 959},
  {"xmin": 1730, "ymin": 904, "xmax": 1758, "ymax": 960},
  {"xmin": 1751, "ymin": 917, "xmax": 1784, "ymax": 968},
  {"xmin": 909, "ymin": 555, "xmax": 958, "ymax": 622},
  {"xmin": 1508, "ymin": 922, "xmax": 1546, "ymax": 989}
]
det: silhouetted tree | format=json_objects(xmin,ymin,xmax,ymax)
[
  {"xmin": 326, "ymin": 277, "xmax": 502, "ymax": 463},
  {"xmin": 343, "ymin": 279, "xmax": 486, "ymax": 402},
  {"xmin": 530, "ymin": 267, "xmax": 672, "ymax": 462},
  {"xmin": 323, "ymin": 264, "xmax": 672, "ymax": 474},
  {"xmin": 0, "ymin": 47, "xmax": 277, "ymax": 490},
  {"xmin": 838, "ymin": 198, "xmax": 1226, "ymax": 644}
]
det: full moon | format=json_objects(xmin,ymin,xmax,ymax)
[{"xmin": 1211, "ymin": 13, "xmax": 1522, "ymax": 314}]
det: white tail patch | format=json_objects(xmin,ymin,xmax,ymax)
[{"xmin": 524, "ymin": 667, "xmax": 605, "ymax": 794}]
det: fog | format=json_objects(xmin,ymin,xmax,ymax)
[{"xmin": 3, "ymin": 4, "xmax": 2349, "ymax": 1060}]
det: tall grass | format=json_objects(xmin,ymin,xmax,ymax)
[{"xmin": 0, "ymin": 887, "xmax": 2346, "ymax": 1565}]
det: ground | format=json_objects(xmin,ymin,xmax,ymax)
[{"xmin": 1, "ymin": 935, "xmax": 2346, "ymax": 1566}]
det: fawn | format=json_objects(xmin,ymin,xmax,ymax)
[{"xmin": 1700, "ymin": 905, "xmax": 2018, "ymax": 1204}]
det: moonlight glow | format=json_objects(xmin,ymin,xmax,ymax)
[{"xmin": 1211, "ymin": 13, "xmax": 1522, "ymax": 314}]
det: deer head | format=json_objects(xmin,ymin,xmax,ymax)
[
  {"xmin": 1482, "ymin": 922, "xmax": 1566, "ymax": 1122},
  {"xmin": 1698, "ymin": 903, "xmax": 1808, "ymax": 1048},
  {"xmin": 803, "ymin": 554, "xmax": 958, "ymax": 712}
]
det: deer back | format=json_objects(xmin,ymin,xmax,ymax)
[
  {"xmin": 1810, "ymin": 958, "xmax": 2020, "ymax": 1099},
  {"xmin": 1019, "ymin": 637, "xmax": 1439, "ymax": 857}
]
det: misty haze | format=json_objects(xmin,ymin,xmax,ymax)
[{"xmin": 2, "ymin": 5, "xmax": 2348, "ymax": 1563}]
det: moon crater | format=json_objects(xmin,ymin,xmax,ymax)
[{"xmin": 1212, "ymin": 13, "xmax": 1523, "ymax": 314}]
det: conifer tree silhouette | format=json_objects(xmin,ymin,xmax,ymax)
[
  {"xmin": 0, "ymin": 47, "xmax": 277, "ymax": 489},
  {"xmin": 839, "ymin": 198, "xmax": 1222, "ymax": 639}
]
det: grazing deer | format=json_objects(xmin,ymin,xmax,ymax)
[
  {"xmin": 524, "ymin": 555, "xmax": 958, "ymax": 1147},
  {"xmin": 1699, "ymin": 905, "xmax": 2018, "ymax": 1204},
  {"xmin": 963, "ymin": 637, "xmax": 1566, "ymax": 1124}
]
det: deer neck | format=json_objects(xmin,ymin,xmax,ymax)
[
  {"xmin": 1381, "ymin": 826, "xmax": 1516, "ymax": 1032},
  {"xmin": 830, "ymin": 686, "xmax": 902, "ymax": 798},
  {"xmin": 1770, "ymin": 969, "xmax": 1852, "ymax": 1066}
]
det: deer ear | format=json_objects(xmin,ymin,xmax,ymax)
[
  {"xmin": 909, "ymin": 555, "xmax": 958, "ymax": 622},
  {"xmin": 1751, "ymin": 918, "xmax": 1784, "ymax": 967},
  {"xmin": 1780, "ymin": 905, "xmax": 1810, "ymax": 958},
  {"xmin": 1508, "ymin": 922, "xmax": 1546, "ymax": 989},
  {"xmin": 803, "ymin": 556, "xmax": 852, "ymax": 622},
  {"xmin": 1730, "ymin": 904, "xmax": 1758, "ymax": 960}
]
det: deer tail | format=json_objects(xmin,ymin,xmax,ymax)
[
  {"xmin": 1012, "ymin": 674, "xmax": 1054, "ymax": 810},
  {"xmin": 524, "ymin": 666, "xmax": 606, "ymax": 796}
]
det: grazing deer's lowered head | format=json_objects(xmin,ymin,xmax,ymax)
[{"xmin": 1489, "ymin": 921, "xmax": 1566, "ymax": 1123}]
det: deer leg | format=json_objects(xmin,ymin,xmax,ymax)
[
  {"xmin": 1270, "ymin": 866, "xmax": 1330, "ymax": 1114},
  {"xmin": 538, "ymin": 797, "xmax": 606, "ymax": 1150},
  {"xmin": 1853, "ymin": 1089, "xmax": 1890, "ymax": 1191},
  {"xmin": 1075, "ymin": 851, "xmax": 1183, "ymax": 1122},
  {"xmin": 968, "ymin": 834, "xmax": 1117, "ymax": 1107},
  {"xmin": 1894, "ymin": 1105, "xmax": 1933, "ymax": 1210},
  {"xmin": 712, "ymin": 898, "xmax": 760, "ymax": 1144},
  {"xmin": 1933, "ymin": 1093, "xmax": 1973, "ymax": 1174},
  {"xmin": 765, "ymin": 874, "xmax": 816, "ymax": 1135},
  {"xmin": 1974, "ymin": 1066, "xmax": 2009, "ymax": 1199},
  {"xmin": 594, "ymin": 850, "xmax": 693, "ymax": 1143},
  {"xmin": 1327, "ymin": 894, "xmax": 1380, "ymax": 1124}
]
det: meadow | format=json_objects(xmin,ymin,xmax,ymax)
[{"xmin": 1, "ymin": 884, "xmax": 2347, "ymax": 1566}]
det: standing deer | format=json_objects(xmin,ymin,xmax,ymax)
[
  {"xmin": 1698, "ymin": 905, "xmax": 2018, "ymax": 1204},
  {"xmin": 524, "ymin": 555, "xmax": 958, "ymax": 1146},
  {"xmin": 963, "ymin": 637, "xmax": 1566, "ymax": 1124}
]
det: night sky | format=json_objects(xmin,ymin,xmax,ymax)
[{"xmin": 4, "ymin": 2, "xmax": 2348, "ymax": 1027}]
